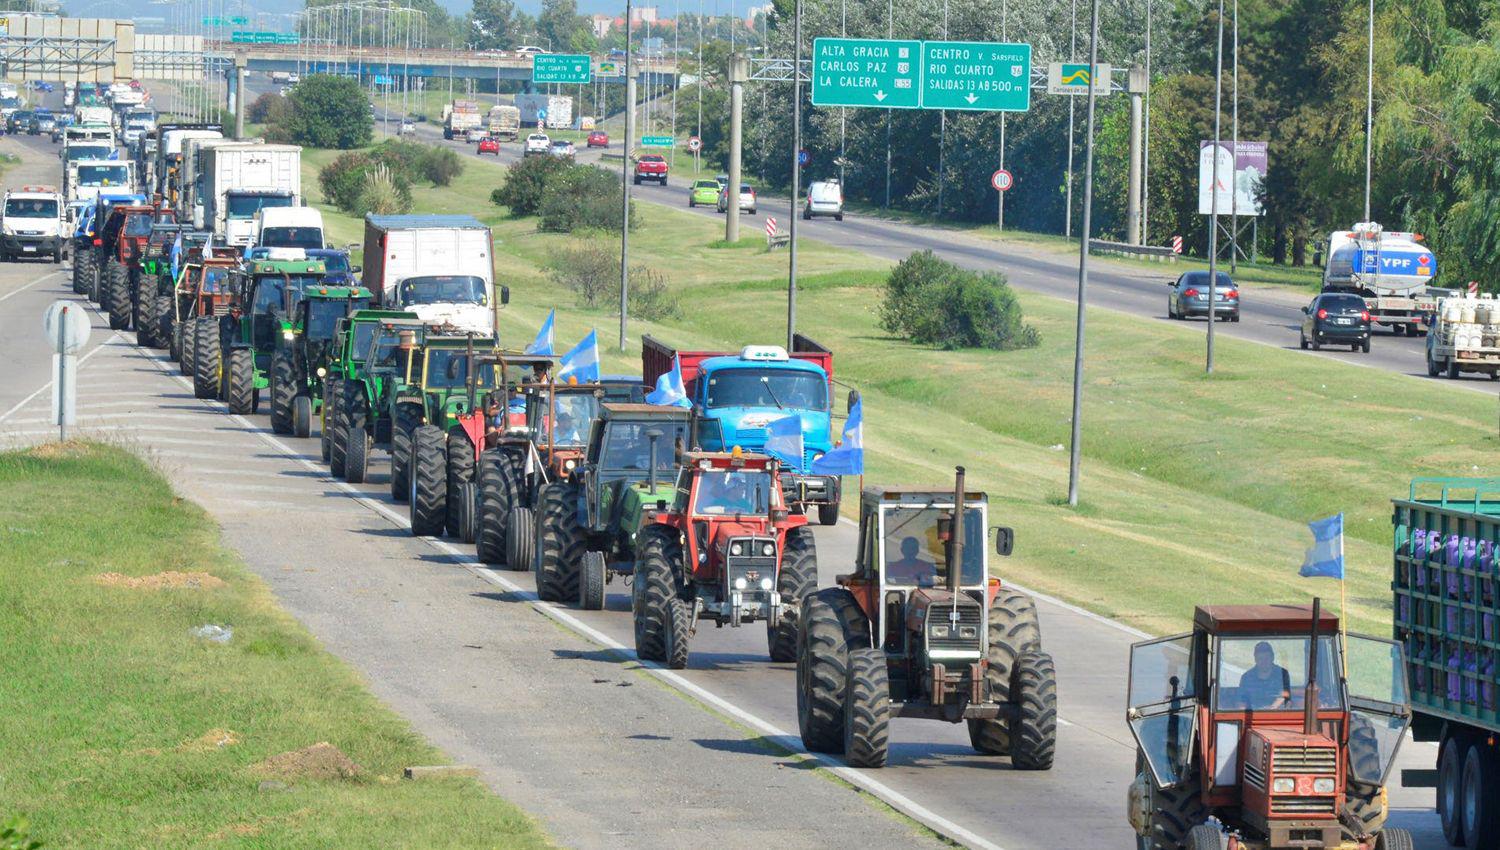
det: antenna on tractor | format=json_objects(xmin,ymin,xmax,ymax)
[{"xmin": 1304, "ymin": 597, "xmax": 1322, "ymax": 736}]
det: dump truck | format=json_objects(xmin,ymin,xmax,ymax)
[
  {"xmin": 1392, "ymin": 478, "xmax": 1500, "ymax": 850},
  {"xmin": 486, "ymin": 104, "xmax": 521, "ymax": 141},
  {"xmin": 442, "ymin": 100, "xmax": 482, "ymax": 140},
  {"xmin": 1425, "ymin": 294, "xmax": 1500, "ymax": 380},
  {"xmin": 1323, "ymin": 222, "xmax": 1445, "ymax": 335},
  {"xmin": 360, "ymin": 214, "xmax": 502, "ymax": 336}
]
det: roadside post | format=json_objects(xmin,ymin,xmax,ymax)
[{"xmin": 43, "ymin": 300, "xmax": 90, "ymax": 442}]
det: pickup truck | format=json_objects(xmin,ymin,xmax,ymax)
[
  {"xmin": 634, "ymin": 154, "xmax": 668, "ymax": 186},
  {"xmin": 523, "ymin": 133, "xmax": 550, "ymax": 157}
]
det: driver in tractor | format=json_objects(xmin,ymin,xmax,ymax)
[
  {"xmin": 1238, "ymin": 640, "xmax": 1292, "ymax": 709},
  {"xmin": 696, "ymin": 471, "xmax": 763, "ymax": 516},
  {"xmin": 554, "ymin": 406, "xmax": 586, "ymax": 445},
  {"xmin": 886, "ymin": 535, "xmax": 937, "ymax": 586}
]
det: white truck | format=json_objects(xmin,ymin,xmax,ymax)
[
  {"xmin": 155, "ymin": 125, "xmax": 224, "ymax": 201},
  {"xmin": 0, "ymin": 186, "xmax": 66, "ymax": 263},
  {"xmin": 1425, "ymin": 294, "xmax": 1500, "ymax": 379},
  {"xmin": 66, "ymin": 159, "xmax": 134, "ymax": 205},
  {"xmin": 1323, "ymin": 222, "xmax": 1445, "ymax": 335},
  {"xmin": 360, "ymin": 214, "xmax": 500, "ymax": 335},
  {"xmin": 254, "ymin": 206, "xmax": 325, "ymax": 251},
  {"xmin": 515, "ymin": 93, "xmax": 573, "ymax": 130},
  {"xmin": 200, "ymin": 143, "xmax": 302, "ymax": 247},
  {"xmin": 180, "ymin": 135, "xmax": 258, "ymax": 226},
  {"xmin": 442, "ymin": 100, "xmax": 482, "ymax": 140},
  {"xmin": 74, "ymin": 104, "xmax": 112, "ymax": 127},
  {"xmin": 487, "ymin": 105, "xmax": 521, "ymax": 141}
]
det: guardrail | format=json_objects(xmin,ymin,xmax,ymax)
[{"xmin": 1088, "ymin": 238, "xmax": 1178, "ymax": 263}]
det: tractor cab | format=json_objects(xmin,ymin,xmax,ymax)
[
  {"xmin": 582, "ymin": 403, "xmax": 692, "ymax": 541},
  {"xmin": 177, "ymin": 257, "xmax": 238, "ymax": 323},
  {"xmin": 1126, "ymin": 604, "xmax": 1412, "ymax": 850},
  {"xmin": 414, "ymin": 334, "xmax": 500, "ymax": 434},
  {"xmin": 513, "ymin": 382, "xmax": 604, "ymax": 476},
  {"xmin": 265, "ymin": 284, "xmax": 374, "ymax": 438},
  {"xmin": 236, "ymin": 259, "xmax": 327, "ymax": 355},
  {"xmin": 97, "ymin": 204, "xmax": 162, "ymax": 263}
]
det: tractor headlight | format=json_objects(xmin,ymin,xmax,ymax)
[
  {"xmin": 1272, "ymin": 778, "xmax": 1296, "ymax": 794},
  {"xmin": 733, "ymin": 577, "xmax": 747, "ymax": 590},
  {"xmin": 281, "ymin": 330, "xmax": 294, "ymax": 340},
  {"xmin": 316, "ymin": 367, "xmax": 327, "ymax": 377},
  {"xmin": 563, "ymin": 459, "xmax": 576, "ymax": 471},
  {"xmin": 759, "ymin": 577, "xmax": 773, "ymax": 591},
  {"xmin": 1313, "ymin": 778, "xmax": 1335, "ymax": 794},
  {"xmin": 730, "ymin": 542, "xmax": 743, "ymax": 556},
  {"xmin": 930, "ymin": 624, "xmax": 951, "ymax": 639},
  {"xmin": 761, "ymin": 542, "xmax": 775, "ymax": 556}
]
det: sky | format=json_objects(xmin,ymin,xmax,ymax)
[{"xmin": 63, "ymin": 0, "xmax": 730, "ymax": 26}]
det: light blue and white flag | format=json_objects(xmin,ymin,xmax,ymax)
[
  {"xmin": 646, "ymin": 354, "xmax": 691, "ymax": 408},
  {"xmin": 556, "ymin": 329, "xmax": 599, "ymax": 384},
  {"xmin": 812, "ymin": 398, "xmax": 864, "ymax": 475},
  {"xmin": 525, "ymin": 309, "xmax": 555, "ymax": 356},
  {"xmin": 764, "ymin": 414, "xmax": 804, "ymax": 467},
  {"xmin": 1299, "ymin": 513, "xmax": 1344, "ymax": 580}
]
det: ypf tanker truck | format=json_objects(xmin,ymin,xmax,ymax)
[{"xmin": 1322, "ymin": 222, "xmax": 1447, "ymax": 335}]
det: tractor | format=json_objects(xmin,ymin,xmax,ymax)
[
  {"xmin": 267, "ymin": 283, "xmax": 374, "ymax": 438},
  {"xmin": 174, "ymin": 256, "xmax": 240, "ymax": 399},
  {"xmin": 71, "ymin": 191, "xmax": 145, "ymax": 298},
  {"xmin": 623, "ymin": 448, "xmax": 820, "ymax": 669},
  {"xmin": 1126, "ymin": 601, "xmax": 1414, "ymax": 850},
  {"xmin": 323, "ymin": 310, "xmax": 422, "ymax": 472},
  {"xmin": 217, "ymin": 259, "xmax": 328, "ymax": 415},
  {"xmin": 133, "ymin": 222, "xmax": 200, "ymax": 349},
  {"xmin": 796, "ymin": 466, "xmax": 1056, "ymax": 770},
  {"xmin": 333, "ymin": 316, "xmax": 428, "ymax": 484},
  {"xmin": 93, "ymin": 203, "xmax": 171, "ymax": 329}
]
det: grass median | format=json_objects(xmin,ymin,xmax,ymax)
[{"xmin": 0, "ymin": 441, "xmax": 550, "ymax": 849}]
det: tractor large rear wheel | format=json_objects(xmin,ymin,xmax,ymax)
[
  {"xmin": 633, "ymin": 529, "xmax": 690, "ymax": 667},
  {"xmin": 445, "ymin": 427, "xmax": 475, "ymax": 539},
  {"xmin": 130, "ymin": 270, "xmax": 149, "ymax": 340},
  {"xmin": 1136, "ymin": 762, "xmax": 1208, "ymax": 850},
  {"xmin": 70, "ymin": 250, "xmax": 91, "ymax": 294},
  {"xmin": 535, "ymin": 482, "xmax": 583, "ymax": 602},
  {"xmin": 389, "ymin": 403, "xmax": 422, "ymax": 501},
  {"xmin": 1185, "ymin": 824, "xmax": 1225, "ymax": 850},
  {"xmin": 1008, "ymin": 650, "xmax": 1057, "ymax": 770},
  {"xmin": 153, "ymin": 296, "xmax": 174, "ymax": 350},
  {"xmin": 768, "ymin": 526, "xmax": 817, "ymax": 662},
  {"xmin": 797, "ymin": 587, "xmax": 870, "ymax": 754},
  {"xmin": 476, "ymin": 449, "xmax": 516, "ymax": 565},
  {"xmin": 843, "ymin": 647, "xmax": 891, "ymax": 768},
  {"xmin": 970, "ymin": 587, "xmax": 1043, "ymax": 755},
  {"xmin": 88, "ymin": 253, "xmax": 103, "ymax": 303},
  {"xmin": 269, "ymin": 349, "xmax": 296, "ymax": 434},
  {"xmin": 191, "ymin": 319, "xmax": 219, "ymax": 400},
  {"xmin": 408, "ymin": 424, "xmax": 447, "ymax": 536},
  {"xmin": 328, "ymin": 382, "xmax": 350, "ymax": 475},
  {"xmin": 105, "ymin": 261, "xmax": 131, "ymax": 330},
  {"xmin": 225, "ymin": 347, "xmax": 256, "ymax": 415}
]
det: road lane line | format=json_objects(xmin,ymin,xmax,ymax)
[
  {"xmin": 0, "ymin": 269, "xmax": 63, "ymax": 303},
  {"xmin": 0, "ymin": 330, "xmax": 121, "ymax": 423}
]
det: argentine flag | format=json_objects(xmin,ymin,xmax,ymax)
[
  {"xmin": 646, "ymin": 355, "xmax": 691, "ymax": 408},
  {"xmin": 525, "ymin": 309, "xmax": 555, "ymax": 356},
  {"xmin": 764, "ymin": 414, "xmax": 804, "ymax": 468},
  {"xmin": 812, "ymin": 398, "xmax": 863, "ymax": 475},
  {"xmin": 1299, "ymin": 513, "xmax": 1344, "ymax": 580},
  {"xmin": 556, "ymin": 329, "xmax": 599, "ymax": 384}
]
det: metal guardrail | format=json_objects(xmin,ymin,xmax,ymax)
[{"xmin": 1088, "ymin": 238, "xmax": 1178, "ymax": 262}]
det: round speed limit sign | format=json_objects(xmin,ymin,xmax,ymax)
[
  {"xmin": 687, "ymin": 136, "xmax": 702, "ymax": 152},
  {"xmin": 991, "ymin": 169, "xmax": 1013, "ymax": 192}
]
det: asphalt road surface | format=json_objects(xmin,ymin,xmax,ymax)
[{"xmin": 0, "ymin": 95, "xmax": 1451, "ymax": 848}]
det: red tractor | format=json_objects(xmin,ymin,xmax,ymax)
[
  {"xmin": 174, "ymin": 256, "xmax": 240, "ymax": 399},
  {"xmin": 93, "ymin": 204, "xmax": 171, "ymax": 330},
  {"xmin": 1126, "ymin": 601, "xmax": 1413, "ymax": 849},
  {"xmin": 627, "ymin": 449, "xmax": 818, "ymax": 669}
]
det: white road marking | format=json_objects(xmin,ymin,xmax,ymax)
[
  {"xmin": 0, "ymin": 331, "xmax": 122, "ymax": 423},
  {"xmin": 0, "ymin": 269, "xmax": 63, "ymax": 303}
]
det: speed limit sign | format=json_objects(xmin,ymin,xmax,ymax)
[
  {"xmin": 991, "ymin": 169, "xmax": 1013, "ymax": 191},
  {"xmin": 687, "ymin": 136, "xmax": 702, "ymax": 152}
]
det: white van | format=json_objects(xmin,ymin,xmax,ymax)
[
  {"xmin": 804, "ymin": 180, "xmax": 844, "ymax": 221},
  {"xmin": 253, "ymin": 206, "xmax": 325, "ymax": 251}
]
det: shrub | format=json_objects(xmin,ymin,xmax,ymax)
[
  {"xmin": 317, "ymin": 151, "xmax": 373, "ymax": 214},
  {"xmin": 492, "ymin": 155, "xmax": 569, "ymax": 216},
  {"xmin": 546, "ymin": 240, "xmax": 617, "ymax": 308},
  {"xmin": 880, "ymin": 250, "xmax": 1039, "ymax": 350},
  {"xmin": 420, "ymin": 145, "xmax": 464, "ymax": 187},
  {"xmin": 274, "ymin": 74, "xmax": 372, "ymax": 149},
  {"xmin": 247, "ymin": 91, "xmax": 289, "ymax": 125},
  {"xmin": 539, "ymin": 164, "xmax": 631, "ymax": 233},
  {"xmin": 627, "ymin": 266, "xmax": 681, "ymax": 320},
  {"xmin": 358, "ymin": 163, "xmax": 412, "ymax": 215}
]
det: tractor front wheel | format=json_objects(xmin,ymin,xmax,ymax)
[
  {"xmin": 152, "ymin": 296, "xmax": 174, "ymax": 350},
  {"xmin": 535, "ymin": 482, "xmax": 582, "ymax": 602},
  {"xmin": 325, "ymin": 380, "xmax": 346, "ymax": 470},
  {"xmin": 633, "ymin": 530, "xmax": 690, "ymax": 667},
  {"xmin": 445, "ymin": 427, "xmax": 475, "ymax": 539},
  {"xmin": 579, "ymin": 550, "xmax": 607, "ymax": 610},
  {"xmin": 225, "ymin": 347, "xmax": 256, "ymax": 415},
  {"xmin": 1344, "ymin": 717, "xmax": 1389, "ymax": 838},
  {"xmin": 797, "ymin": 587, "xmax": 868, "ymax": 753},
  {"xmin": 1008, "ymin": 650, "xmax": 1057, "ymax": 770},
  {"xmin": 817, "ymin": 493, "xmax": 841, "ymax": 526},
  {"xmin": 344, "ymin": 420, "xmax": 370, "ymax": 484},
  {"xmin": 476, "ymin": 449, "xmax": 516, "ymax": 565},
  {"xmin": 292, "ymin": 395, "xmax": 312, "ymax": 438},
  {"xmin": 105, "ymin": 261, "xmax": 131, "ymax": 330},
  {"xmin": 768, "ymin": 526, "xmax": 817, "ymax": 662},
  {"xmin": 390, "ymin": 403, "xmax": 422, "ymax": 502},
  {"xmin": 1373, "ymin": 829, "xmax": 1414, "ymax": 850},
  {"xmin": 1136, "ymin": 762, "xmax": 1208, "ymax": 850},
  {"xmin": 970, "ymin": 587, "xmax": 1042, "ymax": 755},
  {"xmin": 843, "ymin": 647, "xmax": 891, "ymax": 768},
  {"xmin": 269, "ymin": 349, "xmax": 296, "ymax": 434},
  {"xmin": 70, "ymin": 250, "xmax": 91, "ymax": 294},
  {"xmin": 169, "ymin": 313, "xmax": 184, "ymax": 362},
  {"xmin": 408, "ymin": 424, "xmax": 448, "ymax": 536},
  {"xmin": 191, "ymin": 319, "xmax": 219, "ymax": 399}
]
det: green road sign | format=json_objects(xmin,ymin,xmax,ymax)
[
  {"xmin": 533, "ymin": 54, "xmax": 592, "ymax": 84},
  {"xmin": 811, "ymin": 38, "xmax": 922, "ymax": 109},
  {"xmin": 920, "ymin": 41, "xmax": 1031, "ymax": 112},
  {"xmin": 640, "ymin": 135, "xmax": 674, "ymax": 147},
  {"xmin": 203, "ymin": 15, "xmax": 250, "ymax": 25},
  {"xmin": 596, "ymin": 60, "xmax": 621, "ymax": 77}
]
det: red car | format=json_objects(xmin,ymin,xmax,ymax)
[
  {"xmin": 477, "ymin": 137, "xmax": 500, "ymax": 156},
  {"xmin": 633, "ymin": 154, "xmax": 668, "ymax": 186},
  {"xmin": 586, "ymin": 131, "xmax": 609, "ymax": 148}
]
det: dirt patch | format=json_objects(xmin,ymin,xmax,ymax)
[
  {"xmin": 255, "ymin": 742, "xmax": 362, "ymax": 782},
  {"xmin": 94, "ymin": 571, "xmax": 227, "ymax": 591},
  {"xmin": 177, "ymin": 728, "xmax": 241, "ymax": 752},
  {"xmin": 26, "ymin": 441, "xmax": 94, "ymax": 460},
  {"xmin": 205, "ymin": 822, "xmax": 263, "ymax": 841}
]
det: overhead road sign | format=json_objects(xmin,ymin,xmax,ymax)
[
  {"xmin": 533, "ymin": 53, "xmax": 592, "ymax": 84},
  {"xmin": 921, "ymin": 41, "xmax": 1031, "ymax": 112},
  {"xmin": 811, "ymin": 38, "xmax": 922, "ymax": 109},
  {"xmin": 1047, "ymin": 62, "xmax": 1111, "ymax": 95}
]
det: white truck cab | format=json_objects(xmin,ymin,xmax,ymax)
[
  {"xmin": 66, "ymin": 159, "xmax": 134, "ymax": 205},
  {"xmin": 0, "ymin": 186, "xmax": 65, "ymax": 262},
  {"xmin": 253, "ymin": 206, "xmax": 325, "ymax": 250}
]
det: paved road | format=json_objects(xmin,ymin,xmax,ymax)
[{"xmin": 0, "ymin": 101, "xmax": 1449, "ymax": 847}]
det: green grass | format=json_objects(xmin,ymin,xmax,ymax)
[{"xmin": 0, "ymin": 442, "xmax": 552, "ymax": 849}]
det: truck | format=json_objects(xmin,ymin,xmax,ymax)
[
  {"xmin": 179, "ymin": 135, "xmax": 252, "ymax": 225},
  {"xmin": 1425, "ymin": 294, "xmax": 1500, "ymax": 380},
  {"xmin": 1392, "ymin": 477, "xmax": 1500, "ymax": 849},
  {"xmin": 0, "ymin": 186, "xmax": 66, "ymax": 263},
  {"xmin": 486, "ymin": 104, "xmax": 520, "ymax": 141},
  {"xmin": 1323, "ymin": 222, "xmax": 1445, "ymax": 335},
  {"xmin": 359, "ymin": 214, "xmax": 499, "ymax": 336},
  {"xmin": 152, "ymin": 123, "xmax": 223, "ymax": 202},
  {"xmin": 642, "ymin": 335, "xmax": 846, "ymax": 524},
  {"xmin": 66, "ymin": 159, "xmax": 134, "ymax": 205},
  {"xmin": 200, "ymin": 143, "xmax": 302, "ymax": 247},
  {"xmin": 441, "ymin": 100, "xmax": 482, "ymax": 140},
  {"xmin": 74, "ymin": 104, "xmax": 112, "ymax": 127},
  {"xmin": 253, "ymin": 206, "xmax": 324, "ymax": 251},
  {"xmin": 514, "ymin": 93, "xmax": 573, "ymax": 129}
]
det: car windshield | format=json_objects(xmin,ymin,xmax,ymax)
[
  {"xmin": 227, "ymin": 195, "xmax": 293, "ymax": 219},
  {"xmin": 399, "ymin": 275, "xmax": 487, "ymax": 306},
  {"xmin": 704, "ymin": 367, "xmax": 828, "ymax": 411},
  {"xmin": 77, "ymin": 165, "xmax": 129, "ymax": 185},
  {"xmin": 881, "ymin": 505, "xmax": 986, "ymax": 588},
  {"xmin": 423, "ymin": 349, "xmax": 497, "ymax": 389},
  {"xmin": 260, "ymin": 226, "xmax": 322, "ymax": 249},
  {"xmin": 693, "ymin": 470, "xmax": 773, "ymax": 516},
  {"xmin": 5, "ymin": 198, "xmax": 57, "ymax": 217},
  {"xmin": 1320, "ymin": 295, "xmax": 1367, "ymax": 311},
  {"xmin": 600, "ymin": 420, "xmax": 688, "ymax": 471},
  {"xmin": 1216, "ymin": 636, "xmax": 1343, "ymax": 711},
  {"xmin": 306, "ymin": 298, "xmax": 367, "ymax": 341}
]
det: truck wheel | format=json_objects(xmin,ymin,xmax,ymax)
[
  {"xmin": 293, "ymin": 395, "xmax": 312, "ymax": 439},
  {"xmin": 535, "ymin": 482, "xmax": 582, "ymax": 603},
  {"xmin": 579, "ymin": 550, "xmax": 607, "ymax": 610},
  {"xmin": 269, "ymin": 349, "xmax": 296, "ymax": 434},
  {"xmin": 389, "ymin": 403, "xmax": 421, "ymax": 501},
  {"xmin": 445, "ymin": 427, "xmax": 475, "ymax": 539},
  {"xmin": 1428, "ymin": 348, "xmax": 1440, "ymax": 377},
  {"xmin": 1009, "ymin": 650, "xmax": 1057, "ymax": 770},
  {"xmin": 843, "ymin": 647, "xmax": 891, "ymax": 768},
  {"xmin": 1462, "ymin": 743, "xmax": 1499, "ymax": 850},
  {"xmin": 192, "ymin": 319, "xmax": 219, "ymax": 400},
  {"xmin": 105, "ymin": 261, "xmax": 131, "ymax": 330},
  {"xmin": 1440, "ymin": 732, "xmax": 1467, "ymax": 846},
  {"xmin": 475, "ymin": 449, "xmax": 515, "ymax": 565},
  {"xmin": 1448, "ymin": 358, "xmax": 1461, "ymax": 379},
  {"xmin": 970, "ymin": 587, "xmax": 1042, "ymax": 755},
  {"xmin": 797, "ymin": 587, "xmax": 869, "ymax": 753},
  {"xmin": 1375, "ymin": 829, "xmax": 1414, "ymax": 850},
  {"xmin": 225, "ymin": 347, "xmax": 255, "ymax": 415},
  {"xmin": 1185, "ymin": 824, "xmax": 1224, "ymax": 850},
  {"xmin": 817, "ymin": 497, "xmax": 840, "ymax": 526},
  {"xmin": 633, "ymin": 529, "xmax": 690, "ymax": 667},
  {"xmin": 507, "ymin": 507, "xmax": 534, "ymax": 573},
  {"xmin": 768, "ymin": 526, "xmax": 817, "ymax": 662},
  {"xmin": 407, "ymin": 424, "xmax": 447, "ymax": 535}
]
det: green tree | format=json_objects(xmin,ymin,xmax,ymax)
[
  {"xmin": 469, "ymin": 0, "xmax": 522, "ymax": 50},
  {"xmin": 277, "ymin": 75, "xmax": 372, "ymax": 150}
]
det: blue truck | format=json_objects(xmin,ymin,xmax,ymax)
[{"xmin": 642, "ymin": 334, "xmax": 850, "ymax": 525}]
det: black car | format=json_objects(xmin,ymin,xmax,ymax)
[
  {"xmin": 1300, "ymin": 292, "xmax": 1371, "ymax": 353},
  {"xmin": 1167, "ymin": 270, "xmax": 1239, "ymax": 321},
  {"xmin": 6, "ymin": 110, "xmax": 32, "ymax": 134}
]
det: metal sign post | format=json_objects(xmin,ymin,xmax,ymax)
[{"xmin": 43, "ymin": 301, "xmax": 90, "ymax": 443}]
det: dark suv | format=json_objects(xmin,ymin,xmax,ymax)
[{"xmin": 1300, "ymin": 292, "xmax": 1371, "ymax": 353}]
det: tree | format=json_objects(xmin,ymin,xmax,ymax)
[
  {"xmin": 537, "ymin": 0, "xmax": 593, "ymax": 53},
  {"xmin": 278, "ymin": 75, "xmax": 372, "ymax": 150},
  {"xmin": 469, "ymin": 0, "xmax": 522, "ymax": 50}
]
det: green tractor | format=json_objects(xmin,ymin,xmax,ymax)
[
  {"xmin": 133, "ymin": 223, "xmax": 200, "ymax": 349},
  {"xmin": 268, "ymin": 284, "xmax": 374, "ymax": 438},
  {"xmin": 399, "ymin": 334, "xmax": 501, "ymax": 537},
  {"xmin": 217, "ymin": 259, "xmax": 329, "ymax": 416},
  {"xmin": 334, "ymin": 317, "xmax": 431, "ymax": 485},
  {"xmin": 323, "ymin": 310, "xmax": 422, "ymax": 472}
]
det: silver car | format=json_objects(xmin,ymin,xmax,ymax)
[
  {"xmin": 1167, "ymin": 270, "xmax": 1239, "ymax": 322},
  {"xmin": 804, "ymin": 179, "xmax": 844, "ymax": 220}
]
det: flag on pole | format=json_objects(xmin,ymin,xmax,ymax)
[
  {"xmin": 525, "ymin": 309, "xmax": 555, "ymax": 356},
  {"xmin": 1299, "ymin": 513, "xmax": 1345, "ymax": 579},
  {"xmin": 811, "ymin": 399, "xmax": 864, "ymax": 475},
  {"xmin": 764, "ymin": 414, "xmax": 804, "ymax": 467},
  {"xmin": 646, "ymin": 354, "xmax": 691, "ymax": 408},
  {"xmin": 556, "ymin": 329, "xmax": 599, "ymax": 384}
]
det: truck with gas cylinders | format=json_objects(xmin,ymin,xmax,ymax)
[
  {"xmin": 643, "ymin": 336, "xmax": 845, "ymax": 524},
  {"xmin": 1424, "ymin": 294, "xmax": 1500, "ymax": 380},
  {"xmin": 201, "ymin": 143, "xmax": 302, "ymax": 247},
  {"xmin": 0, "ymin": 186, "xmax": 66, "ymax": 262},
  {"xmin": 1391, "ymin": 478, "xmax": 1500, "ymax": 850},
  {"xmin": 442, "ymin": 100, "xmax": 482, "ymax": 140},
  {"xmin": 486, "ymin": 104, "xmax": 521, "ymax": 141},
  {"xmin": 359, "ymin": 214, "xmax": 499, "ymax": 335},
  {"xmin": 515, "ymin": 93, "xmax": 572, "ymax": 129},
  {"xmin": 1323, "ymin": 223, "xmax": 1445, "ymax": 335}
]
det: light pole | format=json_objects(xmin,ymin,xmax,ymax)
[
  {"xmin": 1363, "ymin": 0, "xmax": 1373, "ymax": 220},
  {"xmin": 1207, "ymin": 0, "xmax": 1224, "ymax": 374},
  {"xmin": 786, "ymin": 0, "xmax": 803, "ymax": 349},
  {"xmin": 619, "ymin": 0, "xmax": 635, "ymax": 351},
  {"xmin": 1064, "ymin": 0, "xmax": 1076, "ymax": 238},
  {"xmin": 1066, "ymin": 0, "xmax": 1101, "ymax": 507}
]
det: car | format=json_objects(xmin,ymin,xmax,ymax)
[
  {"xmin": 586, "ymin": 130, "xmax": 609, "ymax": 148},
  {"xmin": 634, "ymin": 154, "xmax": 668, "ymax": 185},
  {"xmin": 6, "ymin": 110, "xmax": 32, "ymax": 134},
  {"xmin": 397, "ymin": 120, "xmax": 416, "ymax": 137},
  {"xmin": 524, "ymin": 132, "xmax": 551, "ymax": 156},
  {"xmin": 804, "ymin": 179, "xmax": 844, "ymax": 220},
  {"xmin": 714, "ymin": 173, "xmax": 729, "ymax": 190},
  {"xmin": 549, "ymin": 139, "xmax": 575, "ymax": 161},
  {"xmin": 688, "ymin": 179, "xmax": 720, "ymax": 207},
  {"xmin": 477, "ymin": 136, "xmax": 500, "ymax": 156},
  {"xmin": 286, "ymin": 73, "xmax": 300, "ymax": 84},
  {"xmin": 716, "ymin": 182, "xmax": 757, "ymax": 215},
  {"xmin": 1166, "ymin": 270, "xmax": 1239, "ymax": 322},
  {"xmin": 465, "ymin": 126, "xmax": 488, "ymax": 143},
  {"xmin": 1300, "ymin": 291, "xmax": 1371, "ymax": 352},
  {"xmin": 515, "ymin": 45, "xmax": 548, "ymax": 54},
  {"xmin": 27, "ymin": 112, "xmax": 52, "ymax": 135}
]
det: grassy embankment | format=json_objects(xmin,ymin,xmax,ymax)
[
  {"xmin": 0, "ymin": 443, "xmax": 551, "ymax": 849},
  {"xmin": 305, "ymin": 148, "xmax": 1499, "ymax": 636}
]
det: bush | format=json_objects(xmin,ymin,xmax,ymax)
[
  {"xmin": 539, "ymin": 164, "xmax": 632, "ymax": 233},
  {"xmin": 247, "ymin": 91, "xmax": 289, "ymax": 125},
  {"xmin": 627, "ymin": 266, "xmax": 681, "ymax": 320},
  {"xmin": 318, "ymin": 151, "xmax": 373, "ymax": 214},
  {"xmin": 274, "ymin": 74, "xmax": 372, "ymax": 149},
  {"xmin": 420, "ymin": 145, "xmax": 464, "ymax": 187},
  {"xmin": 880, "ymin": 250, "xmax": 1039, "ymax": 350},
  {"xmin": 546, "ymin": 240, "xmax": 618, "ymax": 308},
  {"xmin": 358, "ymin": 163, "xmax": 412, "ymax": 215},
  {"xmin": 492, "ymin": 155, "xmax": 569, "ymax": 216}
]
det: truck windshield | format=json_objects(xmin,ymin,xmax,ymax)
[
  {"xmin": 307, "ymin": 299, "xmax": 367, "ymax": 341},
  {"xmin": 704, "ymin": 368, "xmax": 828, "ymax": 411},
  {"xmin": 881, "ymin": 505, "xmax": 986, "ymax": 588},
  {"xmin": 260, "ymin": 227, "xmax": 322, "ymax": 249},
  {"xmin": 5, "ymin": 198, "xmax": 57, "ymax": 217},
  {"xmin": 227, "ymin": 194, "xmax": 293, "ymax": 219},
  {"xmin": 77, "ymin": 165, "xmax": 129, "ymax": 186},
  {"xmin": 601, "ymin": 421, "xmax": 689, "ymax": 471},
  {"xmin": 1216, "ymin": 636, "xmax": 1342, "ymax": 711},
  {"xmin": 399, "ymin": 275, "xmax": 487, "ymax": 306},
  {"xmin": 423, "ymin": 349, "xmax": 497, "ymax": 389},
  {"xmin": 65, "ymin": 146, "xmax": 112, "ymax": 162},
  {"xmin": 693, "ymin": 470, "xmax": 772, "ymax": 516}
]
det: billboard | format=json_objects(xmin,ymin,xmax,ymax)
[{"xmin": 1198, "ymin": 140, "xmax": 1267, "ymax": 216}]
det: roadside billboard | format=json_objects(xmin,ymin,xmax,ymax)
[{"xmin": 1198, "ymin": 140, "xmax": 1267, "ymax": 216}]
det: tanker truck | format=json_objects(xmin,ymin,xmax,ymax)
[{"xmin": 1322, "ymin": 222, "xmax": 1446, "ymax": 335}]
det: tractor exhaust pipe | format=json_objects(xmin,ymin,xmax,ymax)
[
  {"xmin": 1304, "ymin": 596, "xmax": 1322, "ymax": 736},
  {"xmin": 646, "ymin": 428, "xmax": 663, "ymax": 492},
  {"xmin": 948, "ymin": 466, "xmax": 965, "ymax": 595}
]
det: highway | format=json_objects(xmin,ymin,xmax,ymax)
[{"xmin": 0, "ymin": 94, "xmax": 1451, "ymax": 848}]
